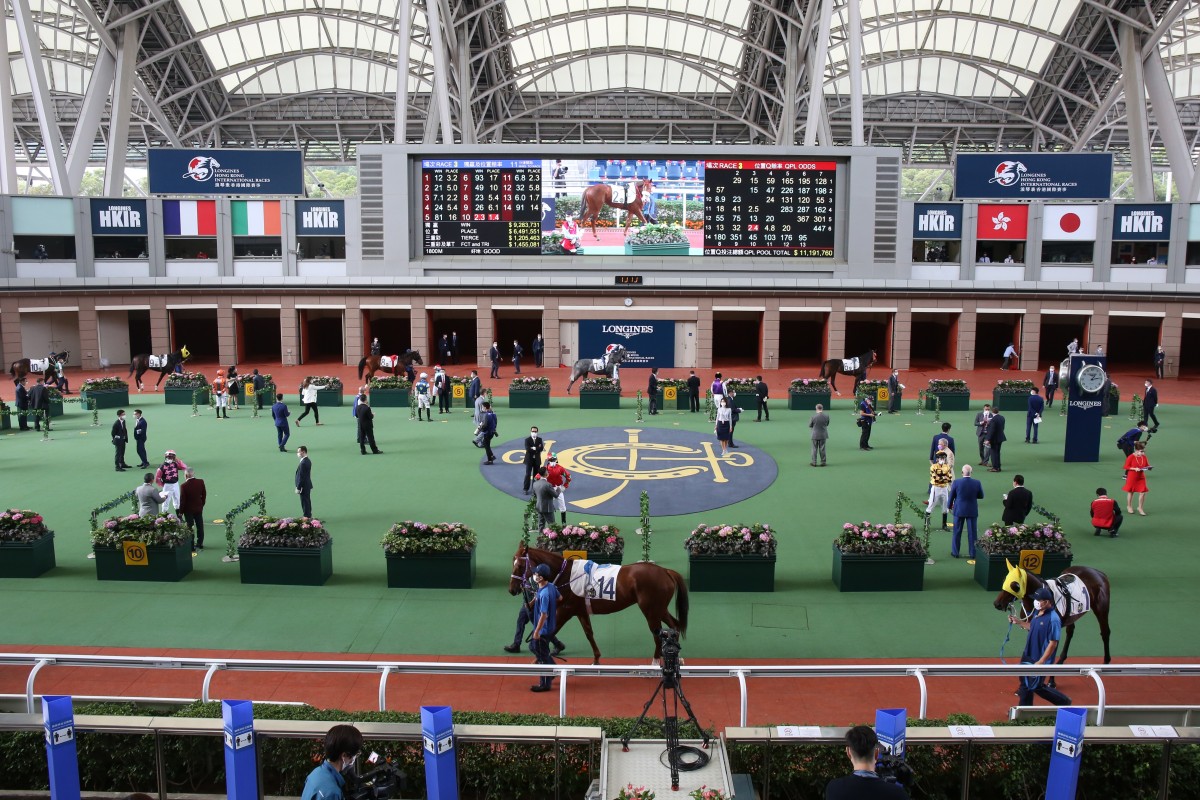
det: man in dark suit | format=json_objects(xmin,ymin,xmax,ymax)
[
  {"xmin": 512, "ymin": 340, "xmax": 524, "ymax": 374},
  {"xmin": 687, "ymin": 370, "xmax": 701, "ymax": 413},
  {"xmin": 439, "ymin": 334, "xmax": 452, "ymax": 364},
  {"xmin": 451, "ymin": 331, "xmax": 460, "ymax": 364},
  {"xmin": 985, "ymin": 411, "xmax": 1007, "ymax": 471},
  {"xmin": 295, "ymin": 446, "xmax": 313, "ymax": 517},
  {"xmin": 929, "ymin": 422, "xmax": 955, "ymax": 462},
  {"xmin": 948, "ymin": 464, "xmax": 985, "ymax": 559},
  {"xmin": 522, "ymin": 426, "xmax": 545, "ymax": 494},
  {"xmin": 14, "ymin": 377, "xmax": 30, "ymax": 431},
  {"xmin": 1042, "ymin": 365, "xmax": 1059, "ymax": 404},
  {"xmin": 357, "ymin": 396, "xmax": 381, "ymax": 454},
  {"xmin": 133, "ymin": 409, "xmax": 150, "ymax": 468},
  {"xmin": 754, "ymin": 375, "xmax": 770, "ymax": 421},
  {"xmin": 111, "ymin": 409, "xmax": 130, "ymax": 471},
  {"xmin": 647, "ymin": 368, "xmax": 659, "ymax": 415},
  {"xmin": 1002, "ymin": 474, "xmax": 1033, "ymax": 524},
  {"xmin": 466, "ymin": 369, "xmax": 482, "ymax": 407},
  {"xmin": 1025, "ymin": 388, "xmax": 1045, "ymax": 444},
  {"xmin": 886, "ymin": 369, "xmax": 901, "ymax": 414},
  {"xmin": 28, "ymin": 377, "xmax": 50, "ymax": 431},
  {"xmin": 489, "ymin": 341, "xmax": 501, "ymax": 379},
  {"xmin": 1142, "ymin": 380, "xmax": 1159, "ymax": 432},
  {"xmin": 532, "ymin": 334, "xmax": 544, "ymax": 368}
]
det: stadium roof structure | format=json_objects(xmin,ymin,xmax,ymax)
[{"xmin": 2, "ymin": 0, "xmax": 1199, "ymax": 196}]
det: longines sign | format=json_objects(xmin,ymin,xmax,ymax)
[{"xmin": 580, "ymin": 320, "xmax": 675, "ymax": 368}]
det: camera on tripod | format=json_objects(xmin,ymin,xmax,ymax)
[
  {"xmin": 344, "ymin": 753, "xmax": 408, "ymax": 800},
  {"xmin": 874, "ymin": 752, "xmax": 914, "ymax": 787},
  {"xmin": 659, "ymin": 629, "xmax": 682, "ymax": 677}
]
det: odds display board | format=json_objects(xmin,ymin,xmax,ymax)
[{"xmin": 421, "ymin": 159, "xmax": 543, "ymax": 254}]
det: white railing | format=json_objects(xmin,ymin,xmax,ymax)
[{"xmin": 6, "ymin": 652, "xmax": 1199, "ymax": 726}]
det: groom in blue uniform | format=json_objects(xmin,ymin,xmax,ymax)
[{"xmin": 529, "ymin": 563, "xmax": 560, "ymax": 692}]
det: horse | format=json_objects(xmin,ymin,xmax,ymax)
[
  {"xmin": 818, "ymin": 349, "xmax": 877, "ymax": 395},
  {"xmin": 565, "ymin": 344, "xmax": 626, "ymax": 394},
  {"xmin": 578, "ymin": 178, "xmax": 653, "ymax": 240},
  {"xmin": 509, "ymin": 544, "xmax": 688, "ymax": 665},
  {"xmin": 357, "ymin": 349, "xmax": 423, "ymax": 381},
  {"xmin": 994, "ymin": 560, "xmax": 1112, "ymax": 677},
  {"xmin": 9, "ymin": 351, "xmax": 66, "ymax": 387},
  {"xmin": 128, "ymin": 347, "xmax": 188, "ymax": 391}
]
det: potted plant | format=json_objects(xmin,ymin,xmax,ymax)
[
  {"xmin": 655, "ymin": 377, "xmax": 690, "ymax": 410},
  {"xmin": 237, "ymin": 515, "xmax": 332, "ymax": 586},
  {"xmin": 0, "ymin": 399, "xmax": 8, "ymax": 431},
  {"xmin": 164, "ymin": 371, "xmax": 209, "ymax": 405},
  {"xmin": 855, "ymin": 379, "xmax": 889, "ymax": 408},
  {"xmin": 447, "ymin": 375, "xmax": 473, "ymax": 408},
  {"xmin": 382, "ymin": 520, "xmax": 478, "ymax": 588},
  {"xmin": 832, "ymin": 521, "xmax": 926, "ymax": 592},
  {"xmin": 537, "ymin": 522, "xmax": 624, "ymax": 565},
  {"xmin": 1103, "ymin": 382, "xmax": 1120, "ymax": 417},
  {"xmin": 509, "ymin": 375, "xmax": 551, "ymax": 409},
  {"xmin": 80, "ymin": 376, "xmax": 130, "ymax": 409},
  {"xmin": 0, "ymin": 508, "xmax": 55, "ymax": 578},
  {"xmin": 579, "ymin": 376, "xmax": 621, "ymax": 409},
  {"xmin": 975, "ymin": 521, "xmax": 1073, "ymax": 590},
  {"xmin": 993, "ymin": 379, "xmax": 1036, "ymax": 411},
  {"xmin": 622, "ymin": 223, "xmax": 691, "ymax": 256},
  {"xmin": 92, "ymin": 512, "xmax": 193, "ymax": 581},
  {"xmin": 925, "ymin": 378, "xmax": 970, "ymax": 411},
  {"xmin": 788, "ymin": 377, "xmax": 832, "ymax": 410},
  {"xmin": 305, "ymin": 375, "xmax": 344, "ymax": 407},
  {"xmin": 684, "ymin": 523, "xmax": 777, "ymax": 592},
  {"xmin": 46, "ymin": 387, "xmax": 65, "ymax": 418},
  {"xmin": 368, "ymin": 375, "xmax": 412, "ymax": 407}
]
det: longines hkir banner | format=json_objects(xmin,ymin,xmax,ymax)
[
  {"xmin": 579, "ymin": 320, "xmax": 676, "ymax": 369},
  {"xmin": 1111, "ymin": 203, "xmax": 1172, "ymax": 241},
  {"xmin": 295, "ymin": 200, "xmax": 346, "ymax": 236},
  {"xmin": 912, "ymin": 204, "xmax": 963, "ymax": 239},
  {"xmin": 954, "ymin": 153, "xmax": 1113, "ymax": 200},
  {"xmin": 90, "ymin": 199, "xmax": 147, "ymax": 235},
  {"xmin": 148, "ymin": 149, "xmax": 304, "ymax": 195}
]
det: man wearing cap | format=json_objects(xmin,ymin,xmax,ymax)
[
  {"xmin": 545, "ymin": 453, "xmax": 571, "ymax": 525},
  {"xmin": 1010, "ymin": 586, "xmax": 1072, "ymax": 708},
  {"xmin": 529, "ymin": 563, "xmax": 561, "ymax": 692},
  {"xmin": 415, "ymin": 372, "xmax": 433, "ymax": 420},
  {"xmin": 155, "ymin": 450, "xmax": 189, "ymax": 513},
  {"xmin": 504, "ymin": 569, "xmax": 566, "ymax": 656}
]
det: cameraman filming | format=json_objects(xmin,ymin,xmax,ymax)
[
  {"xmin": 825, "ymin": 725, "xmax": 909, "ymax": 799},
  {"xmin": 302, "ymin": 724, "xmax": 364, "ymax": 800}
]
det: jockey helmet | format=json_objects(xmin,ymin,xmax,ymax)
[
  {"xmin": 534, "ymin": 564, "xmax": 552, "ymax": 579},
  {"xmin": 216, "ymin": 369, "xmax": 224, "ymax": 376},
  {"xmin": 164, "ymin": 449, "xmax": 176, "ymax": 457},
  {"xmin": 420, "ymin": 372, "xmax": 428, "ymax": 378}
]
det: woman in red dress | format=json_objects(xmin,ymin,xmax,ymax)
[{"xmin": 1122, "ymin": 441, "xmax": 1151, "ymax": 515}]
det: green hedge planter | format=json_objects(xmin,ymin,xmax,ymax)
[
  {"xmin": 974, "ymin": 552, "xmax": 1074, "ymax": 591},
  {"xmin": 789, "ymin": 392, "xmax": 832, "ymax": 410},
  {"xmin": 315, "ymin": 389, "xmax": 344, "ymax": 407},
  {"xmin": 832, "ymin": 545, "xmax": 925, "ymax": 591},
  {"xmin": 991, "ymin": 391, "xmax": 1029, "ymax": 411},
  {"xmin": 926, "ymin": 391, "xmax": 971, "ymax": 411},
  {"xmin": 1103, "ymin": 397, "xmax": 1119, "ymax": 417},
  {"xmin": 49, "ymin": 399, "xmax": 64, "ymax": 418},
  {"xmin": 0, "ymin": 534, "xmax": 56, "ymax": 577},
  {"xmin": 94, "ymin": 541, "xmax": 193, "ymax": 582},
  {"xmin": 80, "ymin": 388, "xmax": 130, "ymax": 410},
  {"xmin": 509, "ymin": 390, "xmax": 550, "ymax": 409},
  {"xmin": 624, "ymin": 242, "xmax": 690, "ymax": 256},
  {"xmin": 0, "ymin": 413, "xmax": 8, "ymax": 431},
  {"xmin": 688, "ymin": 554, "xmax": 776, "ymax": 592},
  {"xmin": 239, "ymin": 542, "xmax": 333, "ymax": 586},
  {"xmin": 386, "ymin": 549, "xmax": 476, "ymax": 588},
  {"xmin": 579, "ymin": 392, "xmax": 621, "ymax": 409},
  {"xmin": 165, "ymin": 387, "xmax": 207, "ymax": 405},
  {"xmin": 370, "ymin": 389, "xmax": 410, "ymax": 408},
  {"xmin": 666, "ymin": 389, "xmax": 692, "ymax": 410}
]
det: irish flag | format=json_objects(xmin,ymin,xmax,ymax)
[
  {"xmin": 162, "ymin": 200, "xmax": 217, "ymax": 236},
  {"xmin": 231, "ymin": 200, "xmax": 281, "ymax": 236}
]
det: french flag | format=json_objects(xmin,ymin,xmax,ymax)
[{"xmin": 163, "ymin": 200, "xmax": 217, "ymax": 236}]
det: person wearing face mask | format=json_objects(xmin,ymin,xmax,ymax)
[
  {"xmin": 522, "ymin": 425, "xmax": 545, "ymax": 494},
  {"xmin": 302, "ymin": 724, "xmax": 364, "ymax": 800}
]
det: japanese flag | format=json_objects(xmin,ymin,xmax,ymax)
[{"xmin": 1043, "ymin": 205, "xmax": 1097, "ymax": 241}]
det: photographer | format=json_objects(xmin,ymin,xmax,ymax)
[
  {"xmin": 825, "ymin": 725, "xmax": 909, "ymax": 799},
  {"xmin": 302, "ymin": 724, "xmax": 364, "ymax": 800}
]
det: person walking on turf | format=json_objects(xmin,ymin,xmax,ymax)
[
  {"xmin": 296, "ymin": 378, "xmax": 325, "ymax": 426},
  {"xmin": 857, "ymin": 394, "xmax": 876, "ymax": 451},
  {"xmin": 809, "ymin": 403, "xmax": 830, "ymax": 467},
  {"xmin": 528, "ymin": 563, "xmax": 561, "ymax": 693},
  {"xmin": 1142, "ymin": 380, "xmax": 1160, "ymax": 432},
  {"xmin": 271, "ymin": 393, "xmax": 291, "ymax": 451},
  {"xmin": 755, "ymin": 375, "xmax": 770, "ymax": 421},
  {"xmin": 504, "ymin": 572, "xmax": 565, "ymax": 655},
  {"xmin": 357, "ymin": 396, "xmax": 382, "ymax": 454},
  {"xmin": 478, "ymin": 401, "xmax": 498, "ymax": 464},
  {"xmin": 295, "ymin": 445, "xmax": 314, "ymax": 517}
]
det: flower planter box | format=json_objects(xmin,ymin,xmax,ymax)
[
  {"xmin": 664, "ymin": 389, "xmax": 691, "ymax": 410},
  {"xmin": 315, "ymin": 388, "xmax": 344, "ymax": 407},
  {"xmin": 832, "ymin": 545, "xmax": 925, "ymax": 592},
  {"xmin": 1103, "ymin": 398, "xmax": 1119, "ymax": 417},
  {"xmin": 789, "ymin": 392, "xmax": 832, "ymax": 410},
  {"xmin": 624, "ymin": 242, "xmax": 690, "ymax": 256},
  {"xmin": 688, "ymin": 554, "xmax": 776, "ymax": 592},
  {"xmin": 238, "ymin": 541, "xmax": 333, "ymax": 586},
  {"xmin": 0, "ymin": 534, "xmax": 56, "ymax": 577},
  {"xmin": 80, "ymin": 388, "xmax": 129, "ymax": 410},
  {"xmin": 94, "ymin": 541, "xmax": 193, "ymax": 582},
  {"xmin": 509, "ymin": 390, "xmax": 551, "ymax": 409},
  {"xmin": 386, "ymin": 549, "xmax": 475, "ymax": 588},
  {"xmin": 369, "ymin": 389, "xmax": 410, "ymax": 408},
  {"xmin": 991, "ymin": 391, "xmax": 1029, "ymax": 412},
  {"xmin": 0, "ymin": 413, "xmax": 8, "ymax": 431},
  {"xmin": 49, "ymin": 399, "xmax": 64, "ymax": 418},
  {"xmin": 974, "ymin": 552, "xmax": 1075, "ymax": 591},
  {"xmin": 925, "ymin": 391, "xmax": 971, "ymax": 411},
  {"xmin": 165, "ymin": 387, "xmax": 207, "ymax": 405},
  {"xmin": 579, "ymin": 392, "xmax": 621, "ymax": 409}
]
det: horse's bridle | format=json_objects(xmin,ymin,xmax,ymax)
[{"xmin": 512, "ymin": 550, "xmax": 570, "ymax": 590}]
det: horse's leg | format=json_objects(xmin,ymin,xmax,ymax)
[
  {"xmin": 566, "ymin": 371, "xmax": 577, "ymax": 394},
  {"xmin": 1095, "ymin": 603, "xmax": 1113, "ymax": 664},
  {"xmin": 574, "ymin": 612, "xmax": 602, "ymax": 665},
  {"xmin": 154, "ymin": 370, "xmax": 168, "ymax": 390},
  {"xmin": 135, "ymin": 368, "xmax": 145, "ymax": 392}
]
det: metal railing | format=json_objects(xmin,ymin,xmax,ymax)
[{"xmin": 5, "ymin": 652, "xmax": 1199, "ymax": 727}]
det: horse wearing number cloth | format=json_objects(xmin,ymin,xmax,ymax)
[
  {"xmin": 509, "ymin": 544, "xmax": 688, "ymax": 665},
  {"xmin": 128, "ymin": 347, "xmax": 189, "ymax": 391},
  {"xmin": 357, "ymin": 349, "xmax": 423, "ymax": 381},
  {"xmin": 818, "ymin": 349, "xmax": 876, "ymax": 395},
  {"xmin": 565, "ymin": 344, "xmax": 626, "ymax": 394},
  {"xmin": 578, "ymin": 178, "xmax": 654, "ymax": 240},
  {"xmin": 9, "ymin": 351, "xmax": 66, "ymax": 387}
]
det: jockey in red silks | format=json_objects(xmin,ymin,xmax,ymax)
[{"xmin": 561, "ymin": 214, "xmax": 581, "ymax": 253}]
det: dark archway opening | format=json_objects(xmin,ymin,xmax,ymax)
[
  {"xmin": 778, "ymin": 312, "xmax": 826, "ymax": 371},
  {"xmin": 910, "ymin": 313, "xmax": 957, "ymax": 369},
  {"xmin": 975, "ymin": 314, "xmax": 1022, "ymax": 370},
  {"xmin": 1106, "ymin": 316, "xmax": 1161, "ymax": 371}
]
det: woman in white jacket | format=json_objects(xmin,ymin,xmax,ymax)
[{"xmin": 296, "ymin": 377, "xmax": 326, "ymax": 425}]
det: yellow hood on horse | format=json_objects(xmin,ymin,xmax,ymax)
[
  {"xmin": 180, "ymin": 345, "xmax": 190, "ymax": 360},
  {"xmin": 1004, "ymin": 559, "xmax": 1028, "ymax": 598}
]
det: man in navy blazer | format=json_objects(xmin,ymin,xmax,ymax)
[
  {"xmin": 1025, "ymin": 389, "xmax": 1045, "ymax": 444},
  {"xmin": 948, "ymin": 464, "xmax": 985, "ymax": 559},
  {"xmin": 985, "ymin": 411, "xmax": 1007, "ymax": 471},
  {"xmin": 929, "ymin": 422, "xmax": 955, "ymax": 462}
]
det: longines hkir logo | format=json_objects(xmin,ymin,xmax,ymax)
[
  {"xmin": 182, "ymin": 156, "xmax": 221, "ymax": 182},
  {"xmin": 601, "ymin": 324, "xmax": 654, "ymax": 340},
  {"xmin": 989, "ymin": 160, "xmax": 1027, "ymax": 187},
  {"xmin": 480, "ymin": 427, "xmax": 778, "ymax": 516}
]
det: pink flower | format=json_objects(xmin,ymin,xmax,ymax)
[
  {"xmin": 11, "ymin": 514, "xmax": 22, "ymax": 521},
  {"xmin": 546, "ymin": 531, "xmax": 557, "ymax": 539},
  {"xmin": 589, "ymin": 531, "xmax": 599, "ymax": 540},
  {"xmin": 606, "ymin": 536, "xmax": 617, "ymax": 544},
  {"xmin": 759, "ymin": 532, "xmax": 771, "ymax": 542},
  {"xmin": 743, "ymin": 533, "xmax": 751, "ymax": 541},
  {"xmin": 843, "ymin": 523, "xmax": 853, "ymax": 530},
  {"xmin": 31, "ymin": 516, "xmax": 42, "ymax": 524},
  {"xmin": 740, "ymin": 527, "xmax": 750, "ymax": 535}
]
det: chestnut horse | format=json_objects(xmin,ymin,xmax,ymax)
[
  {"xmin": 578, "ymin": 178, "xmax": 653, "ymax": 239},
  {"xmin": 357, "ymin": 349, "xmax": 423, "ymax": 381},
  {"xmin": 818, "ymin": 349, "xmax": 876, "ymax": 395},
  {"xmin": 509, "ymin": 544, "xmax": 688, "ymax": 664}
]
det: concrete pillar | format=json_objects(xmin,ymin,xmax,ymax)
[
  {"xmin": 827, "ymin": 306, "xmax": 847, "ymax": 360},
  {"xmin": 217, "ymin": 298, "xmax": 237, "ymax": 366},
  {"xmin": 345, "ymin": 297, "xmax": 363, "ymax": 365},
  {"xmin": 77, "ymin": 297, "xmax": 100, "ymax": 371},
  {"xmin": 1020, "ymin": 313, "xmax": 1040, "ymax": 373},
  {"xmin": 149, "ymin": 297, "xmax": 170, "ymax": 353},
  {"xmin": 542, "ymin": 300, "xmax": 560, "ymax": 369},
  {"xmin": 1089, "ymin": 313, "xmax": 1110, "ymax": 355},
  {"xmin": 280, "ymin": 300, "xmax": 299, "ymax": 366},
  {"xmin": 892, "ymin": 309, "xmax": 912, "ymax": 370},
  {"xmin": 761, "ymin": 303, "xmax": 780, "ymax": 370},
  {"xmin": 1, "ymin": 298, "xmax": 22, "ymax": 365},
  {"xmin": 475, "ymin": 300, "xmax": 493, "ymax": 369},
  {"xmin": 1160, "ymin": 313, "xmax": 1182, "ymax": 378},
  {"xmin": 411, "ymin": 298, "xmax": 430, "ymax": 362},
  {"xmin": 696, "ymin": 299, "xmax": 713, "ymax": 369},
  {"xmin": 957, "ymin": 311, "xmax": 977, "ymax": 370}
]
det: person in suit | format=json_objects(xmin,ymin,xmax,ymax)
[
  {"xmin": 179, "ymin": 467, "xmax": 208, "ymax": 552},
  {"xmin": 1142, "ymin": 380, "xmax": 1159, "ymax": 432},
  {"xmin": 271, "ymin": 393, "xmax": 291, "ymax": 452},
  {"xmin": 532, "ymin": 334, "xmax": 544, "ymax": 368},
  {"xmin": 135, "ymin": 472, "xmax": 166, "ymax": 517},
  {"xmin": 522, "ymin": 426, "xmax": 545, "ymax": 494},
  {"xmin": 1043, "ymin": 365, "xmax": 1059, "ymax": 404},
  {"xmin": 251, "ymin": 369, "xmax": 266, "ymax": 410},
  {"xmin": 466, "ymin": 369, "xmax": 482, "ymax": 408},
  {"xmin": 1002, "ymin": 474, "xmax": 1034, "ymax": 524},
  {"xmin": 489, "ymin": 342, "xmax": 501, "ymax": 379},
  {"xmin": 1067, "ymin": 337, "xmax": 1080, "ymax": 356},
  {"xmin": 28, "ymin": 377, "xmax": 50, "ymax": 431},
  {"xmin": 1025, "ymin": 388, "xmax": 1045, "ymax": 444},
  {"xmin": 111, "ymin": 409, "xmax": 131, "ymax": 471},
  {"xmin": 295, "ymin": 446, "xmax": 314, "ymax": 517},
  {"xmin": 857, "ymin": 394, "xmax": 875, "ymax": 451},
  {"xmin": 439, "ymin": 334, "xmax": 452, "ymax": 364},
  {"xmin": 985, "ymin": 411, "xmax": 1007, "ymax": 471},
  {"xmin": 512, "ymin": 340, "xmax": 524, "ymax": 374},
  {"xmin": 647, "ymin": 368, "xmax": 660, "ymax": 415},
  {"xmin": 929, "ymin": 422, "xmax": 955, "ymax": 462},
  {"xmin": 132, "ymin": 409, "xmax": 149, "ymax": 468},
  {"xmin": 948, "ymin": 464, "xmax": 985, "ymax": 559},
  {"xmin": 433, "ymin": 366, "xmax": 450, "ymax": 414},
  {"xmin": 973, "ymin": 404, "xmax": 993, "ymax": 465},
  {"xmin": 370, "ymin": 337, "xmax": 381, "ymax": 356},
  {"xmin": 808, "ymin": 403, "xmax": 830, "ymax": 466},
  {"xmin": 531, "ymin": 468, "xmax": 561, "ymax": 532},
  {"xmin": 1155, "ymin": 346, "xmax": 1165, "ymax": 379},
  {"xmin": 687, "ymin": 370, "xmax": 701, "ymax": 413},
  {"xmin": 754, "ymin": 375, "xmax": 770, "ymax": 421},
  {"xmin": 886, "ymin": 369, "xmax": 901, "ymax": 413},
  {"xmin": 479, "ymin": 401, "xmax": 498, "ymax": 464},
  {"xmin": 357, "ymin": 396, "xmax": 381, "ymax": 455},
  {"xmin": 14, "ymin": 376, "xmax": 30, "ymax": 431},
  {"xmin": 451, "ymin": 331, "xmax": 460, "ymax": 364}
]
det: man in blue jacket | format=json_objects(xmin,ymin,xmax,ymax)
[
  {"xmin": 948, "ymin": 464, "xmax": 985, "ymax": 560},
  {"xmin": 301, "ymin": 724, "xmax": 364, "ymax": 800},
  {"xmin": 1025, "ymin": 388, "xmax": 1045, "ymax": 444}
]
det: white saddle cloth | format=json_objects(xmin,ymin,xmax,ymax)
[
  {"xmin": 841, "ymin": 357, "xmax": 861, "ymax": 373},
  {"xmin": 591, "ymin": 357, "xmax": 607, "ymax": 372},
  {"xmin": 1048, "ymin": 575, "xmax": 1091, "ymax": 620},
  {"xmin": 148, "ymin": 354, "xmax": 169, "ymax": 369},
  {"xmin": 567, "ymin": 560, "xmax": 620, "ymax": 602},
  {"xmin": 28, "ymin": 358, "xmax": 49, "ymax": 373},
  {"xmin": 379, "ymin": 355, "xmax": 396, "ymax": 369}
]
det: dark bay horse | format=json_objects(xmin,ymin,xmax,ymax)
[
  {"xmin": 9, "ymin": 351, "xmax": 66, "ymax": 386},
  {"xmin": 565, "ymin": 344, "xmax": 626, "ymax": 394},
  {"xmin": 509, "ymin": 544, "xmax": 688, "ymax": 664},
  {"xmin": 818, "ymin": 349, "xmax": 876, "ymax": 395},
  {"xmin": 579, "ymin": 178, "xmax": 653, "ymax": 239},
  {"xmin": 995, "ymin": 560, "xmax": 1112, "ymax": 672},
  {"xmin": 129, "ymin": 348, "xmax": 188, "ymax": 391},
  {"xmin": 357, "ymin": 349, "xmax": 423, "ymax": 381}
]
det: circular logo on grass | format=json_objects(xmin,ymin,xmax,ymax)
[{"xmin": 481, "ymin": 426, "xmax": 778, "ymax": 516}]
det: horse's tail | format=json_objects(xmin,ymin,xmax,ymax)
[
  {"xmin": 672, "ymin": 569, "xmax": 689, "ymax": 637},
  {"xmin": 818, "ymin": 359, "xmax": 828, "ymax": 379},
  {"xmin": 127, "ymin": 359, "xmax": 137, "ymax": 377},
  {"xmin": 356, "ymin": 357, "xmax": 368, "ymax": 381}
]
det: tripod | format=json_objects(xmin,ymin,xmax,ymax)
[{"xmin": 621, "ymin": 662, "xmax": 710, "ymax": 790}]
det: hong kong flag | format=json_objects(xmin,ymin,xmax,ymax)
[
  {"xmin": 976, "ymin": 204, "xmax": 1028, "ymax": 240},
  {"xmin": 1042, "ymin": 205, "xmax": 1097, "ymax": 241}
]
